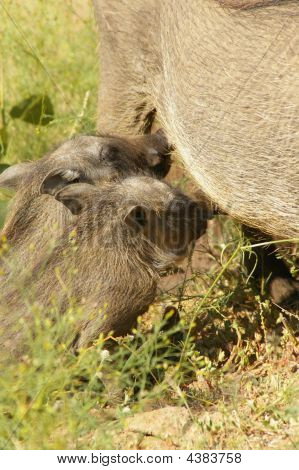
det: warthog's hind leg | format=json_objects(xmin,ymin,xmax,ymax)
[{"xmin": 243, "ymin": 226, "xmax": 299, "ymax": 310}]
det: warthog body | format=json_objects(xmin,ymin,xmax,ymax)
[{"xmin": 94, "ymin": 0, "xmax": 299, "ymax": 240}]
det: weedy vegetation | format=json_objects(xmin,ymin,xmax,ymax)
[{"xmin": 0, "ymin": 0, "xmax": 298, "ymax": 450}]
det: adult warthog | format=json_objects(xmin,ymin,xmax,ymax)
[{"xmin": 94, "ymin": 0, "xmax": 299, "ymax": 304}]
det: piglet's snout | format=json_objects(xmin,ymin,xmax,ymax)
[
  {"xmin": 162, "ymin": 199, "xmax": 208, "ymax": 255},
  {"xmin": 182, "ymin": 201, "xmax": 208, "ymax": 242}
]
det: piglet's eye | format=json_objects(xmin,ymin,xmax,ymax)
[
  {"xmin": 100, "ymin": 145, "xmax": 120, "ymax": 161},
  {"xmin": 70, "ymin": 178, "xmax": 80, "ymax": 184},
  {"xmin": 134, "ymin": 207, "xmax": 147, "ymax": 226}
]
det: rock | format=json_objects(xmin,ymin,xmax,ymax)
[{"xmin": 124, "ymin": 406, "xmax": 191, "ymax": 443}]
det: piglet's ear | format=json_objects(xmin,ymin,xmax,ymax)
[
  {"xmin": 54, "ymin": 183, "xmax": 99, "ymax": 215},
  {"xmin": 0, "ymin": 162, "xmax": 34, "ymax": 190},
  {"xmin": 40, "ymin": 168, "xmax": 92, "ymax": 196},
  {"xmin": 135, "ymin": 129, "xmax": 172, "ymax": 178}
]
